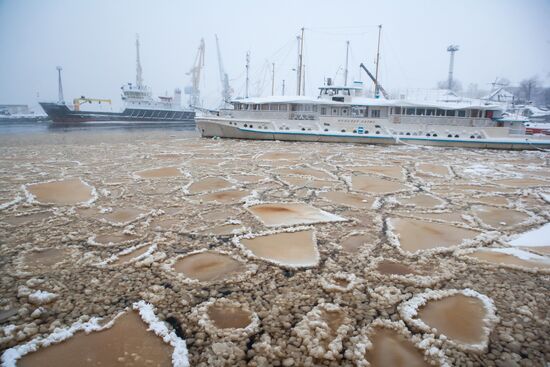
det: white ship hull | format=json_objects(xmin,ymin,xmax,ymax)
[{"xmin": 197, "ymin": 116, "xmax": 550, "ymax": 150}]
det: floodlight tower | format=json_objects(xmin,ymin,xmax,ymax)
[{"xmin": 447, "ymin": 45, "xmax": 459, "ymax": 90}]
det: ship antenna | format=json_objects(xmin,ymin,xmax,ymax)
[
  {"xmin": 136, "ymin": 34, "xmax": 143, "ymax": 88},
  {"xmin": 56, "ymin": 66, "xmax": 64, "ymax": 104}
]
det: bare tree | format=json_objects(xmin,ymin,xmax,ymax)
[{"xmin": 519, "ymin": 76, "xmax": 540, "ymax": 102}]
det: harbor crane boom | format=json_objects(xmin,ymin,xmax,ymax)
[
  {"xmin": 185, "ymin": 38, "xmax": 205, "ymax": 108},
  {"xmin": 359, "ymin": 63, "xmax": 389, "ymax": 99},
  {"xmin": 215, "ymin": 34, "xmax": 233, "ymax": 107}
]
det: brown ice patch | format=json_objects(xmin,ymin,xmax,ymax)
[
  {"xmin": 188, "ymin": 177, "xmax": 232, "ymax": 194},
  {"xmin": 91, "ymin": 233, "xmax": 139, "ymax": 246},
  {"xmin": 171, "ymin": 251, "xmax": 246, "ymax": 282},
  {"xmin": 200, "ymin": 223, "xmax": 245, "ymax": 236},
  {"xmin": 198, "ymin": 189, "xmax": 250, "ymax": 204},
  {"xmin": 247, "ymin": 202, "xmax": 344, "ymax": 227},
  {"xmin": 471, "ymin": 205, "xmax": 530, "ymax": 228},
  {"xmin": 258, "ymin": 152, "xmax": 302, "ymax": 160},
  {"xmin": 100, "ymin": 208, "xmax": 146, "ymax": 225},
  {"xmin": 376, "ymin": 260, "xmax": 418, "ymax": 275},
  {"xmin": 319, "ymin": 191, "xmax": 369, "ymax": 208},
  {"xmin": 207, "ymin": 304, "xmax": 253, "ymax": 329},
  {"xmin": 369, "ymin": 256, "xmax": 452, "ymax": 287},
  {"xmin": 3, "ymin": 211, "xmax": 51, "ymax": 225},
  {"xmin": 398, "ymin": 194, "xmax": 444, "ymax": 208},
  {"xmin": 416, "ymin": 163, "xmax": 450, "ymax": 176},
  {"xmin": 351, "ymin": 165, "xmax": 404, "ymax": 179},
  {"xmin": 495, "ymin": 178, "xmax": 549, "ymax": 187},
  {"xmin": 388, "ymin": 217, "xmax": 479, "ymax": 254},
  {"xmin": 151, "ymin": 218, "xmax": 181, "ymax": 231},
  {"xmin": 461, "ymin": 248, "xmax": 550, "ymax": 270},
  {"xmin": 352, "ymin": 176, "xmax": 408, "ymax": 194},
  {"xmin": 469, "ymin": 195, "xmax": 509, "ymax": 206},
  {"xmin": 17, "ymin": 311, "xmax": 174, "ymax": 367},
  {"xmin": 418, "ymin": 294, "xmax": 486, "ymax": 345},
  {"xmin": 274, "ymin": 167, "xmax": 333, "ymax": 180},
  {"xmin": 410, "ymin": 211, "xmax": 468, "ymax": 224},
  {"xmin": 201, "ymin": 207, "xmax": 241, "ymax": 222},
  {"xmin": 239, "ymin": 230, "xmax": 319, "ymax": 267},
  {"xmin": 231, "ymin": 174, "xmax": 264, "ymax": 183},
  {"xmin": 22, "ymin": 248, "xmax": 70, "ymax": 268},
  {"xmin": 192, "ymin": 298, "xmax": 260, "ymax": 340},
  {"xmin": 399, "ymin": 289, "xmax": 499, "ymax": 352},
  {"xmin": 25, "ymin": 178, "xmax": 95, "ymax": 205},
  {"xmin": 340, "ymin": 233, "xmax": 375, "ymax": 253},
  {"xmin": 365, "ymin": 327, "xmax": 432, "ymax": 367},
  {"xmin": 134, "ymin": 166, "xmax": 182, "ymax": 178},
  {"xmin": 280, "ymin": 176, "xmax": 337, "ymax": 189}
]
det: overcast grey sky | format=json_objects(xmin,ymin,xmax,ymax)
[{"xmin": 0, "ymin": 0, "xmax": 549, "ymax": 110}]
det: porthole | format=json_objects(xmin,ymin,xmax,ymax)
[
  {"xmin": 301, "ymin": 128, "xmax": 305, "ymax": 131},
  {"xmin": 454, "ymin": 134, "xmax": 459, "ymax": 138},
  {"xmin": 477, "ymin": 135, "xmax": 482, "ymax": 139},
  {"xmin": 244, "ymin": 124, "xmax": 248, "ymax": 128},
  {"xmin": 406, "ymin": 132, "xmax": 411, "ymax": 136},
  {"xmin": 448, "ymin": 134, "xmax": 452, "ymax": 138},
  {"xmin": 433, "ymin": 133, "xmax": 438, "ymax": 137},
  {"xmin": 250, "ymin": 125, "xmax": 253, "ymax": 128},
  {"xmin": 426, "ymin": 133, "xmax": 431, "ymax": 137},
  {"xmin": 470, "ymin": 135, "xmax": 475, "ymax": 139},
  {"xmin": 324, "ymin": 128, "xmax": 328, "ymax": 132},
  {"xmin": 341, "ymin": 129, "xmax": 346, "ymax": 133},
  {"xmin": 365, "ymin": 130, "xmax": 369, "ymax": 134},
  {"xmin": 375, "ymin": 131, "xmax": 380, "ymax": 134},
  {"xmin": 353, "ymin": 129, "xmax": 357, "ymax": 133}
]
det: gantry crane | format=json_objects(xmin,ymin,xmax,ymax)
[
  {"xmin": 215, "ymin": 34, "xmax": 233, "ymax": 107},
  {"xmin": 185, "ymin": 38, "xmax": 205, "ymax": 108}
]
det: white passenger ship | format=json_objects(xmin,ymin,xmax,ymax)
[{"xmin": 197, "ymin": 84, "xmax": 550, "ymax": 150}]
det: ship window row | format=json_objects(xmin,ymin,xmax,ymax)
[
  {"xmin": 234, "ymin": 103, "xmax": 288, "ymax": 111},
  {"xmin": 320, "ymin": 106, "xmax": 384, "ymax": 118},
  {"xmin": 391, "ymin": 107, "xmax": 493, "ymax": 118}
]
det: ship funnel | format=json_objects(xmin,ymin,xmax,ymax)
[{"xmin": 326, "ymin": 77, "xmax": 333, "ymax": 86}]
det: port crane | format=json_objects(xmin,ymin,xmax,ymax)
[
  {"xmin": 185, "ymin": 38, "xmax": 205, "ymax": 108},
  {"xmin": 73, "ymin": 97, "xmax": 111, "ymax": 111},
  {"xmin": 215, "ymin": 34, "xmax": 233, "ymax": 108},
  {"xmin": 359, "ymin": 63, "xmax": 389, "ymax": 99}
]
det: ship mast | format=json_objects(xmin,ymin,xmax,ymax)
[
  {"xmin": 374, "ymin": 25, "xmax": 382, "ymax": 98},
  {"xmin": 344, "ymin": 40, "xmax": 349, "ymax": 86},
  {"xmin": 296, "ymin": 27, "xmax": 304, "ymax": 95},
  {"xmin": 135, "ymin": 34, "xmax": 143, "ymax": 88},
  {"xmin": 245, "ymin": 51, "xmax": 250, "ymax": 98}
]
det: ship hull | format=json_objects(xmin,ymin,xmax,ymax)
[
  {"xmin": 197, "ymin": 117, "xmax": 550, "ymax": 151},
  {"xmin": 40, "ymin": 102, "xmax": 195, "ymax": 126}
]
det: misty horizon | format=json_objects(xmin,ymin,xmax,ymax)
[{"xmin": 0, "ymin": 0, "xmax": 549, "ymax": 110}]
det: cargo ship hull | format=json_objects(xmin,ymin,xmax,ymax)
[{"xmin": 40, "ymin": 102, "xmax": 195, "ymax": 126}]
